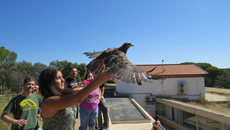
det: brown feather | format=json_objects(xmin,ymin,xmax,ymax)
[{"xmin": 84, "ymin": 42, "xmax": 153, "ymax": 85}]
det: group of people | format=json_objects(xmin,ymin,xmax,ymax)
[
  {"xmin": 1, "ymin": 66, "xmax": 166, "ymax": 130},
  {"xmin": 1, "ymin": 66, "xmax": 113, "ymax": 130},
  {"xmin": 65, "ymin": 67, "xmax": 110, "ymax": 130}
]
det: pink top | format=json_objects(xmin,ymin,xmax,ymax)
[
  {"xmin": 83, "ymin": 79, "xmax": 94, "ymax": 84},
  {"xmin": 80, "ymin": 79, "xmax": 100, "ymax": 110}
]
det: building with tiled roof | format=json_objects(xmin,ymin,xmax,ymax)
[
  {"xmin": 115, "ymin": 64, "xmax": 208, "ymax": 118},
  {"xmin": 108, "ymin": 64, "xmax": 230, "ymax": 130},
  {"xmin": 137, "ymin": 64, "xmax": 208, "ymax": 78}
]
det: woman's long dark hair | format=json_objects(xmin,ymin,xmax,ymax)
[{"xmin": 39, "ymin": 67, "xmax": 60, "ymax": 99}]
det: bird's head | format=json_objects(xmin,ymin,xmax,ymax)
[
  {"xmin": 123, "ymin": 42, "xmax": 134, "ymax": 48},
  {"xmin": 119, "ymin": 42, "xmax": 134, "ymax": 53}
]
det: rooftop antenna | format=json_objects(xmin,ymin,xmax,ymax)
[
  {"xmin": 162, "ymin": 60, "xmax": 164, "ymax": 71},
  {"xmin": 161, "ymin": 60, "xmax": 165, "ymax": 96},
  {"xmin": 161, "ymin": 60, "xmax": 164, "ymax": 85}
]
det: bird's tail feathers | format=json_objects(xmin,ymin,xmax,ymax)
[{"xmin": 83, "ymin": 51, "xmax": 103, "ymax": 59}]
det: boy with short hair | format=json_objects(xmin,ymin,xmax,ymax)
[{"xmin": 1, "ymin": 77, "xmax": 42, "ymax": 130}]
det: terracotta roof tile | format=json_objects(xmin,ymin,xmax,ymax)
[{"xmin": 137, "ymin": 64, "xmax": 208, "ymax": 76}]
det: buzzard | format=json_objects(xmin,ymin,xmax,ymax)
[{"xmin": 83, "ymin": 42, "xmax": 153, "ymax": 85}]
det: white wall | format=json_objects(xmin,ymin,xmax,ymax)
[
  {"xmin": 116, "ymin": 77, "xmax": 205, "ymax": 118},
  {"xmin": 116, "ymin": 77, "xmax": 205, "ymax": 99}
]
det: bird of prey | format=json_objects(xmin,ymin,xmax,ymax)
[{"xmin": 83, "ymin": 42, "xmax": 153, "ymax": 85}]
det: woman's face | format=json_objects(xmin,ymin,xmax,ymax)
[
  {"xmin": 87, "ymin": 73, "xmax": 94, "ymax": 81},
  {"xmin": 52, "ymin": 71, "xmax": 65, "ymax": 92}
]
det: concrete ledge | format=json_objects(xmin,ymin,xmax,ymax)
[
  {"xmin": 106, "ymin": 97, "xmax": 152, "ymax": 123},
  {"xmin": 106, "ymin": 97, "xmax": 155, "ymax": 130},
  {"xmin": 130, "ymin": 98, "xmax": 154, "ymax": 122}
]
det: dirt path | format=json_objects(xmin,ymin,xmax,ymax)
[{"xmin": 205, "ymin": 87, "xmax": 230, "ymax": 95}]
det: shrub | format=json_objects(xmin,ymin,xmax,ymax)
[{"xmin": 199, "ymin": 94, "xmax": 209, "ymax": 105}]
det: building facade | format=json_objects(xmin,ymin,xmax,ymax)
[{"xmin": 115, "ymin": 64, "xmax": 208, "ymax": 118}]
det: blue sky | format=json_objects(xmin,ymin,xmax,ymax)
[{"xmin": 1, "ymin": 0, "xmax": 230, "ymax": 68}]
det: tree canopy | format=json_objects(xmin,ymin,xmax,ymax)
[
  {"xmin": 181, "ymin": 62, "xmax": 230, "ymax": 88},
  {"xmin": 0, "ymin": 46, "xmax": 11, "ymax": 64},
  {"xmin": 1, "ymin": 46, "xmax": 230, "ymax": 94},
  {"xmin": 49, "ymin": 60, "xmax": 87, "ymax": 82}
]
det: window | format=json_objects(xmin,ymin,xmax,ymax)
[
  {"xmin": 156, "ymin": 102, "xmax": 165, "ymax": 117},
  {"xmin": 224, "ymin": 124, "xmax": 230, "ymax": 130},
  {"xmin": 166, "ymin": 105, "xmax": 178, "ymax": 123},
  {"xmin": 197, "ymin": 115, "xmax": 221, "ymax": 130},
  {"xmin": 180, "ymin": 110, "xmax": 196, "ymax": 130}
]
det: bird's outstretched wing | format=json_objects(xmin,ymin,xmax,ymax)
[
  {"xmin": 84, "ymin": 47, "xmax": 118, "ymax": 74},
  {"xmin": 84, "ymin": 42, "xmax": 153, "ymax": 85},
  {"xmin": 85, "ymin": 50, "xmax": 152, "ymax": 85},
  {"xmin": 105, "ymin": 53, "xmax": 152, "ymax": 85}
]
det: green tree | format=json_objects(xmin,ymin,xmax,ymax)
[
  {"xmin": 32, "ymin": 62, "xmax": 47, "ymax": 82},
  {"xmin": 195, "ymin": 63, "xmax": 212, "ymax": 70},
  {"xmin": 0, "ymin": 52, "xmax": 17, "ymax": 93},
  {"xmin": 5, "ymin": 69, "xmax": 23, "ymax": 93},
  {"xmin": 49, "ymin": 60, "xmax": 76, "ymax": 79},
  {"xmin": 4, "ymin": 51, "xmax": 17, "ymax": 62},
  {"xmin": 220, "ymin": 68, "xmax": 230, "ymax": 73},
  {"xmin": 214, "ymin": 71, "xmax": 230, "ymax": 89},
  {"xmin": 180, "ymin": 62, "xmax": 225, "ymax": 87},
  {"xmin": 76, "ymin": 63, "xmax": 87, "ymax": 82},
  {"xmin": 49, "ymin": 60, "xmax": 87, "ymax": 81},
  {"xmin": 1, "ymin": 59, "xmax": 47, "ymax": 93},
  {"xmin": 6, "ymin": 61, "xmax": 34, "ymax": 93},
  {"xmin": 6, "ymin": 61, "xmax": 47, "ymax": 93},
  {"xmin": 180, "ymin": 62, "xmax": 195, "ymax": 65},
  {"xmin": 16, "ymin": 60, "xmax": 34, "ymax": 77},
  {"xmin": 205, "ymin": 66, "xmax": 222, "ymax": 87},
  {"xmin": 0, "ymin": 46, "xmax": 10, "ymax": 64}
]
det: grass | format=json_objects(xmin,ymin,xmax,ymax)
[
  {"xmin": 0, "ymin": 94, "xmax": 44, "ymax": 130},
  {"xmin": 205, "ymin": 87, "xmax": 230, "ymax": 112},
  {"xmin": 188, "ymin": 100, "xmax": 230, "ymax": 116},
  {"xmin": 179, "ymin": 87, "xmax": 230, "ymax": 117},
  {"xmin": 205, "ymin": 87, "xmax": 230, "ymax": 95},
  {"xmin": 0, "ymin": 96, "xmax": 14, "ymax": 130}
]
